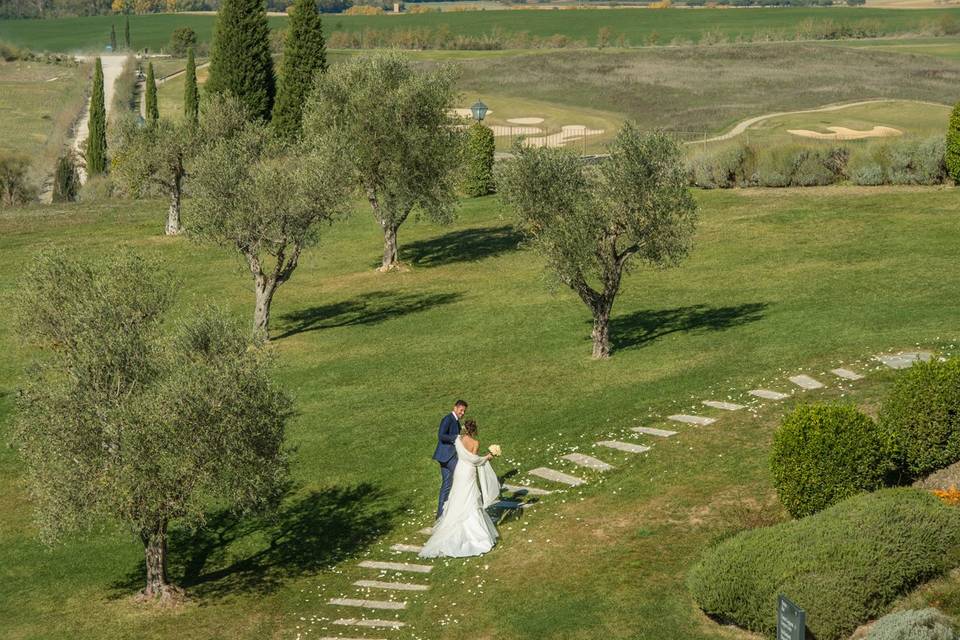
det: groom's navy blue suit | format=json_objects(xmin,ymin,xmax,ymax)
[{"xmin": 432, "ymin": 412, "xmax": 461, "ymax": 518}]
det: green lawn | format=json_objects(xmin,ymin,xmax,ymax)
[
  {"xmin": 0, "ymin": 59, "xmax": 88, "ymax": 182},
  {"xmin": 1, "ymin": 185, "xmax": 959, "ymax": 638},
  {"xmin": 702, "ymin": 99, "xmax": 951, "ymax": 150},
  {"xmin": 4, "ymin": 7, "xmax": 960, "ymax": 53}
]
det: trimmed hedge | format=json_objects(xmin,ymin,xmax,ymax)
[
  {"xmin": 771, "ymin": 403, "xmax": 891, "ymax": 518},
  {"xmin": 880, "ymin": 358, "xmax": 960, "ymax": 480},
  {"xmin": 688, "ymin": 488, "xmax": 960, "ymax": 640},
  {"xmin": 866, "ymin": 608, "xmax": 957, "ymax": 640},
  {"xmin": 463, "ymin": 122, "xmax": 495, "ymax": 197},
  {"xmin": 688, "ymin": 137, "xmax": 948, "ymax": 188}
]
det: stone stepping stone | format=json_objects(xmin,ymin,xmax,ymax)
[
  {"xmin": 749, "ymin": 389, "xmax": 789, "ymax": 400},
  {"xmin": 702, "ymin": 400, "xmax": 745, "ymax": 411},
  {"xmin": 359, "ymin": 560, "xmax": 432, "ymax": 574},
  {"xmin": 417, "ymin": 527, "xmax": 433, "ymax": 535},
  {"xmin": 354, "ymin": 579, "xmax": 430, "ymax": 592},
  {"xmin": 667, "ymin": 414, "xmax": 716, "ymax": 426},
  {"xmin": 490, "ymin": 500, "xmax": 523, "ymax": 510},
  {"xmin": 831, "ymin": 368, "xmax": 864, "ymax": 380},
  {"xmin": 875, "ymin": 352, "xmax": 933, "ymax": 370},
  {"xmin": 789, "ymin": 374, "xmax": 825, "ymax": 390},
  {"xmin": 390, "ymin": 543, "xmax": 423, "ymax": 553},
  {"xmin": 596, "ymin": 440, "xmax": 651, "ymax": 454},
  {"xmin": 631, "ymin": 426, "xmax": 677, "ymax": 438},
  {"xmin": 529, "ymin": 467, "xmax": 586, "ymax": 486},
  {"xmin": 502, "ymin": 483, "xmax": 553, "ymax": 496},
  {"xmin": 329, "ymin": 597, "xmax": 407, "ymax": 610},
  {"xmin": 333, "ymin": 618, "xmax": 405, "ymax": 630},
  {"xmin": 561, "ymin": 452, "xmax": 614, "ymax": 471}
]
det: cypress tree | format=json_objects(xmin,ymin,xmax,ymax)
[
  {"xmin": 52, "ymin": 152, "xmax": 80, "ymax": 203},
  {"xmin": 145, "ymin": 61, "xmax": 159, "ymax": 123},
  {"xmin": 272, "ymin": 0, "xmax": 326, "ymax": 140},
  {"xmin": 124, "ymin": 15, "xmax": 130, "ymax": 50},
  {"xmin": 85, "ymin": 58, "xmax": 108, "ymax": 177},
  {"xmin": 946, "ymin": 101, "xmax": 960, "ymax": 185},
  {"xmin": 110, "ymin": 24, "xmax": 117, "ymax": 52},
  {"xmin": 206, "ymin": 0, "xmax": 275, "ymax": 121},
  {"xmin": 184, "ymin": 47, "xmax": 199, "ymax": 124}
]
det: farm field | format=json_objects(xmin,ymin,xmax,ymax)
[
  {"xmin": 0, "ymin": 59, "xmax": 88, "ymax": 183},
  {"xmin": 4, "ymin": 7, "xmax": 960, "ymax": 53},
  {"xmin": 1, "ymin": 185, "xmax": 959, "ymax": 639}
]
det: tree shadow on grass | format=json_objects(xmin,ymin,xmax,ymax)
[
  {"xmin": 276, "ymin": 290, "xmax": 463, "ymax": 340},
  {"xmin": 610, "ymin": 302, "xmax": 769, "ymax": 352},
  {"xmin": 112, "ymin": 483, "xmax": 403, "ymax": 600},
  {"xmin": 398, "ymin": 225, "xmax": 524, "ymax": 268}
]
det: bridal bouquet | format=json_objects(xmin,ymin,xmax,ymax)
[{"xmin": 488, "ymin": 444, "xmax": 502, "ymax": 457}]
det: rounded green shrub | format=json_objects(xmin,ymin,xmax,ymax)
[
  {"xmin": 880, "ymin": 357, "xmax": 960, "ymax": 480},
  {"xmin": 771, "ymin": 403, "xmax": 891, "ymax": 518},
  {"xmin": 688, "ymin": 488, "xmax": 960, "ymax": 640},
  {"xmin": 463, "ymin": 122, "xmax": 495, "ymax": 197},
  {"xmin": 947, "ymin": 101, "xmax": 960, "ymax": 185},
  {"xmin": 866, "ymin": 608, "xmax": 957, "ymax": 640}
]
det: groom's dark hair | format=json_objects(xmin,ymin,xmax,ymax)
[{"xmin": 454, "ymin": 399, "xmax": 468, "ymax": 408}]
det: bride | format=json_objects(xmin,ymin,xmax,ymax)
[{"xmin": 419, "ymin": 420, "xmax": 500, "ymax": 558}]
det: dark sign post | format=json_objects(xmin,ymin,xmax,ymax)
[{"xmin": 777, "ymin": 595, "xmax": 806, "ymax": 640}]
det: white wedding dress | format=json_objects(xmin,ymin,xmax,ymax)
[{"xmin": 419, "ymin": 436, "xmax": 500, "ymax": 558}]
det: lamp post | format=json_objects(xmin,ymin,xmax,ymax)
[{"xmin": 470, "ymin": 100, "xmax": 488, "ymax": 123}]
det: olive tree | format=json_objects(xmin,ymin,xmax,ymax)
[
  {"xmin": 15, "ymin": 251, "xmax": 292, "ymax": 602},
  {"xmin": 499, "ymin": 124, "xmax": 698, "ymax": 359},
  {"xmin": 189, "ymin": 114, "xmax": 351, "ymax": 338},
  {"xmin": 303, "ymin": 52, "xmax": 463, "ymax": 271},
  {"xmin": 112, "ymin": 116, "xmax": 193, "ymax": 235}
]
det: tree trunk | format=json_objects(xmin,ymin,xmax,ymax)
[
  {"xmin": 138, "ymin": 520, "xmax": 182, "ymax": 602},
  {"xmin": 254, "ymin": 277, "xmax": 277, "ymax": 340},
  {"xmin": 591, "ymin": 299, "xmax": 613, "ymax": 359},
  {"xmin": 380, "ymin": 223, "xmax": 400, "ymax": 272},
  {"xmin": 165, "ymin": 177, "xmax": 182, "ymax": 236}
]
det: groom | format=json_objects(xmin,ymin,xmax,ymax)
[{"xmin": 432, "ymin": 399, "xmax": 468, "ymax": 519}]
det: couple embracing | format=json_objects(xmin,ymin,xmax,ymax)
[{"xmin": 419, "ymin": 400, "xmax": 502, "ymax": 559}]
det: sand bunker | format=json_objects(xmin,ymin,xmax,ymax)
[
  {"xmin": 787, "ymin": 125, "xmax": 902, "ymax": 141},
  {"xmin": 507, "ymin": 117, "xmax": 545, "ymax": 125},
  {"xmin": 524, "ymin": 125, "xmax": 605, "ymax": 148}
]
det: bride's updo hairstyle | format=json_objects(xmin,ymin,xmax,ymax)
[{"xmin": 463, "ymin": 419, "xmax": 478, "ymax": 438}]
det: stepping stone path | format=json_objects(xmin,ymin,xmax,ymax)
[
  {"xmin": 359, "ymin": 560, "xmax": 432, "ymax": 574},
  {"xmin": 333, "ymin": 618, "xmax": 405, "ymax": 629},
  {"xmin": 354, "ymin": 579, "xmax": 429, "ymax": 592},
  {"xmin": 788, "ymin": 374, "xmax": 825, "ymax": 390},
  {"xmin": 529, "ymin": 466, "xmax": 586, "ymax": 486},
  {"xmin": 596, "ymin": 440, "xmax": 651, "ymax": 454},
  {"xmin": 632, "ymin": 426, "xmax": 677, "ymax": 437},
  {"xmin": 390, "ymin": 543, "xmax": 423, "ymax": 553},
  {"xmin": 561, "ymin": 452, "xmax": 614, "ymax": 471},
  {"xmin": 831, "ymin": 368, "xmax": 864, "ymax": 380},
  {"xmin": 329, "ymin": 597, "xmax": 407, "ymax": 610},
  {"xmin": 749, "ymin": 389, "xmax": 789, "ymax": 400},
  {"xmin": 305, "ymin": 344, "xmax": 932, "ymax": 638},
  {"xmin": 502, "ymin": 483, "xmax": 552, "ymax": 496},
  {"xmin": 668, "ymin": 414, "xmax": 716, "ymax": 426},
  {"xmin": 876, "ymin": 351, "xmax": 933, "ymax": 369},
  {"xmin": 702, "ymin": 400, "xmax": 745, "ymax": 411}
]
